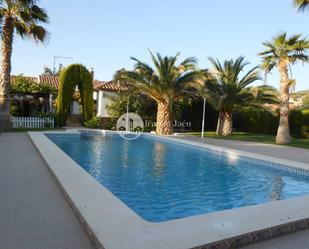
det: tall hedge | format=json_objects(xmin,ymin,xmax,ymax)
[
  {"xmin": 56, "ymin": 64, "xmax": 94, "ymax": 126},
  {"xmin": 234, "ymin": 107, "xmax": 306, "ymax": 138},
  {"xmin": 235, "ymin": 107, "xmax": 278, "ymax": 135}
]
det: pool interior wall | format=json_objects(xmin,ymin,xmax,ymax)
[{"xmin": 47, "ymin": 132, "xmax": 309, "ymax": 222}]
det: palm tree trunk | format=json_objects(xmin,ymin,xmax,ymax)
[
  {"xmin": 276, "ymin": 61, "xmax": 291, "ymax": 145},
  {"xmin": 156, "ymin": 101, "xmax": 173, "ymax": 135},
  {"xmin": 0, "ymin": 16, "xmax": 14, "ymax": 128},
  {"xmin": 216, "ymin": 111, "xmax": 233, "ymax": 136}
]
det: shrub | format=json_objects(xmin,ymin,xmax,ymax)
[
  {"xmin": 10, "ymin": 101, "xmax": 23, "ymax": 116},
  {"xmin": 84, "ymin": 117, "xmax": 101, "ymax": 129},
  {"xmin": 37, "ymin": 112, "xmax": 56, "ymax": 118},
  {"xmin": 12, "ymin": 75, "xmax": 56, "ymax": 95},
  {"xmin": 100, "ymin": 117, "xmax": 117, "ymax": 130},
  {"xmin": 107, "ymin": 94, "xmax": 156, "ymax": 120}
]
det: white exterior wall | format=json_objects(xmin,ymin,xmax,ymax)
[
  {"xmin": 93, "ymin": 91, "xmax": 98, "ymax": 101},
  {"xmin": 70, "ymin": 101, "xmax": 81, "ymax": 115},
  {"xmin": 96, "ymin": 91, "xmax": 118, "ymax": 118},
  {"xmin": 69, "ymin": 90, "xmax": 113, "ymax": 117}
]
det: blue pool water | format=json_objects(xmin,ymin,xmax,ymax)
[{"xmin": 47, "ymin": 133, "xmax": 309, "ymax": 222}]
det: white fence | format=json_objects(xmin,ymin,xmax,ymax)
[{"xmin": 11, "ymin": 117, "xmax": 55, "ymax": 128}]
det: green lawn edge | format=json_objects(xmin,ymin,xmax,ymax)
[{"xmin": 185, "ymin": 132, "xmax": 309, "ymax": 150}]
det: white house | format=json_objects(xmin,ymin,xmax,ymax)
[
  {"xmin": 11, "ymin": 74, "xmax": 127, "ymax": 117},
  {"xmin": 93, "ymin": 80, "xmax": 128, "ymax": 117}
]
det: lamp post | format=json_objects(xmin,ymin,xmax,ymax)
[
  {"xmin": 201, "ymin": 97, "xmax": 206, "ymax": 138},
  {"xmin": 126, "ymin": 98, "xmax": 130, "ymax": 132}
]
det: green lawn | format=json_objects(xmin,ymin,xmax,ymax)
[{"xmin": 185, "ymin": 131, "xmax": 309, "ymax": 149}]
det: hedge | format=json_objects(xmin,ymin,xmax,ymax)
[
  {"xmin": 235, "ymin": 107, "xmax": 278, "ymax": 135},
  {"xmin": 56, "ymin": 64, "xmax": 94, "ymax": 126},
  {"xmin": 234, "ymin": 107, "xmax": 308, "ymax": 138},
  {"xmin": 105, "ymin": 96, "xmax": 309, "ymax": 137}
]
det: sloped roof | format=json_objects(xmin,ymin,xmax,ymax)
[
  {"xmin": 93, "ymin": 80, "xmax": 108, "ymax": 90},
  {"xmin": 39, "ymin": 75, "xmax": 60, "ymax": 89},
  {"xmin": 11, "ymin": 75, "xmax": 38, "ymax": 83},
  {"xmin": 11, "ymin": 75, "xmax": 128, "ymax": 92},
  {"xmin": 93, "ymin": 80, "xmax": 129, "ymax": 92}
]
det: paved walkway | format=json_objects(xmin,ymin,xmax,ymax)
[{"xmin": 0, "ymin": 133, "xmax": 94, "ymax": 249}]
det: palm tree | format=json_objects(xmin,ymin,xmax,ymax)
[
  {"xmin": 114, "ymin": 51, "xmax": 203, "ymax": 135},
  {"xmin": 202, "ymin": 56, "xmax": 276, "ymax": 136},
  {"xmin": 0, "ymin": 0, "xmax": 49, "ymax": 127},
  {"xmin": 259, "ymin": 33, "xmax": 309, "ymax": 144},
  {"xmin": 294, "ymin": 0, "xmax": 309, "ymax": 11}
]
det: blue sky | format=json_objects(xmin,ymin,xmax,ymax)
[{"xmin": 11, "ymin": 0, "xmax": 309, "ymax": 91}]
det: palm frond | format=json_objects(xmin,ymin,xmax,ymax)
[
  {"xmin": 201, "ymin": 56, "xmax": 262, "ymax": 113},
  {"xmin": 294, "ymin": 0, "xmax": 309, "ymax": 12},
  {"xmin": 28, "ymin": 24, "xmax": 49, "ymax": 43},
  {"xmin": 31, "ymin": 5, "xmax": 49, "ymax": 23},
  {"xmin": 114, "ymin": 51, "xmax": 201, "ymax": 103},
  {"xmin": 259, "ymin": 32, "xmax": 309, "ymax": 73},
  {"xmin": 1, "ymin": 0, "xmax": 49, "ymax": 42}
]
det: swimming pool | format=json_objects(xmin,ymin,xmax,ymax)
[{"xmin": 47, "ymin": 132, "xmax": 309, "ymax": 222}]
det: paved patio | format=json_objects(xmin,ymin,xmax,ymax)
[{"xmin": 0, "ymin": 133, "xmax": 94, "ymax": 249}]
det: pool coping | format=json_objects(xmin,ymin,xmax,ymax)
[{"xmin": 29, "ymin": 130, "xmax": 309, "ymax": 249}]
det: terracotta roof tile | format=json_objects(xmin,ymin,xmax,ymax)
[
  {"xmin": 93, "ymin": 80, "xmax": 108, "ymax": 91},
  {"xmin": 93, "ymin": 80, "xmax": 129, "ymax": 92},
  {"xmin": 11, "ymin": 75, "xmax": 38, "ymax": 83},
  {"xmin": 11, "ymin": 75, "xmax": 128, "ymax": 92},
  {"xmin": 39, "ymin": 75, "xmax": 60, "ymax": 89}
]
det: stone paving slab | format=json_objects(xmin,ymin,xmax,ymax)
[{"xmin": 0, "ymin": 133, "xmax": 94, "ymax": 249}]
